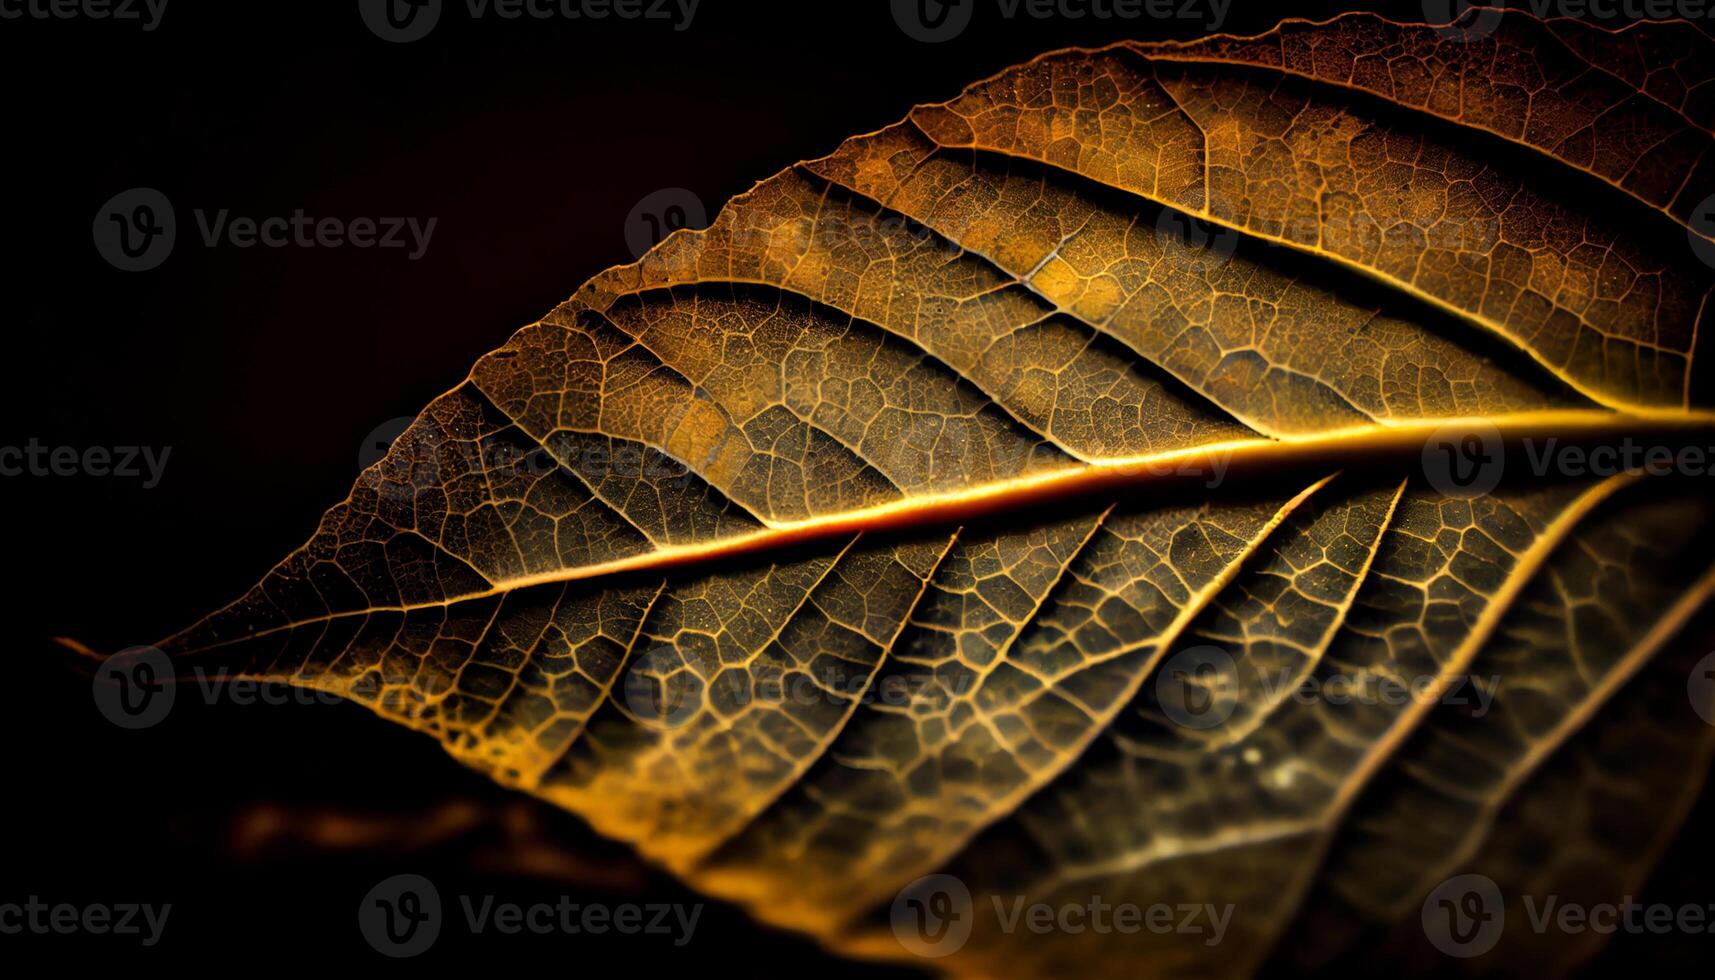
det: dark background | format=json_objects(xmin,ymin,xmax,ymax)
[{"xmin": 2, "ymin": 0, "xmax": 1711, "ymax": 972}]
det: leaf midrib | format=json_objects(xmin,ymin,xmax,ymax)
[{"xmin": 161, "ymin": 409, "xmax": 1715, "ymax": 658}]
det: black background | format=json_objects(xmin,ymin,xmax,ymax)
[{"xmin": 3, "ymin": 0, "xmax": 1712, "ymax": 973}]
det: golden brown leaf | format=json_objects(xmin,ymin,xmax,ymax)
[{"xmin": 108, "ymin": 10, "xmax": 1715, "ymax": 977}]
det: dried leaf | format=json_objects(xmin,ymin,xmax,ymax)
[{"xmin": 118, "ymin": 11, "xmax": 1715, "ymax": 976}]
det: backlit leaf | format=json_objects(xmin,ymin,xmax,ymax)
[{"xmin": 111, "ymin": 10, "xmax": 1715, "ymax": 976}]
